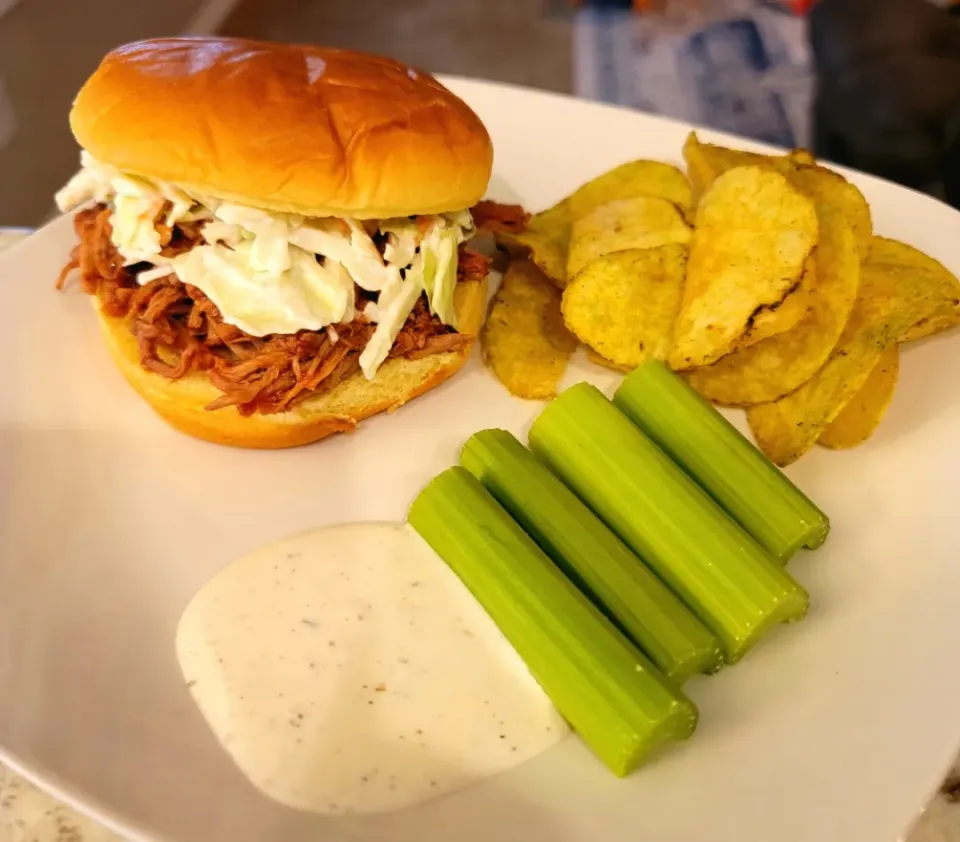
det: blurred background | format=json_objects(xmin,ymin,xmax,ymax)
[{"xmin": 0, "ymin": 0, "xmax": 959, "ymax": 226}]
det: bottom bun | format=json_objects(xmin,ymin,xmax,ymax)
[{"xmin": 97, "ymin": 279, "xmax": 488, "ymax": 449}]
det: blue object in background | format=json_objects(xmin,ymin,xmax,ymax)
[
  {"xmin": 573, "ymin": 3, "xmax": 812, "ymax": 149},
  {"xmin": 679, "ymin": 18, "xmax": 796, "ymax": 147}
]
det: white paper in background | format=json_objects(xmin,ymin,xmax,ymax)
[
  {"xmin": 573, "ymin": 0, "xmax": 813, "ymax": 149},
  {"xmin": 0, "ymin": 77, "xmax": 16, "ymax": 155}
]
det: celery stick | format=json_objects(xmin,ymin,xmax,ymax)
[
  {"xmin": 461, "ymin": 429, "xmax": 722, "ymax": 682},
  {"xmin": 408, "ymin": 467, "xmax": 698, "ymax": 776},
  {"xmin": 614, "ymin": 361, "xmax": 829, "ymax": 563},
  {"xmin": 528, "ymin": 383, "xmax": 808, "ymax": 664}
]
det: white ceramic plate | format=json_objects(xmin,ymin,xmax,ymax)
[{"xmin": 2, "ymin": 77, "xmax": 960, "ymax": 842}]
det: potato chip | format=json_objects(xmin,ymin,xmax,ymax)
[
  {"xmin": 685, "ymin": 205, "xmax": 858, "ymax": 405},
  {"xmin": 481, "ymin": 259, "xmax": 577, "ymax": 399},
  {"xmin": 868, "ymin": 236, "xmax": 960, "ymax": 341},
  {"xmin": 565, "ymin": 160, "xmax": 693, "ymax": 220},
  {"xmin": 868, "ymin": 236, "xmax": 940, "ymax": 267},
  {"xmin": 562, "ymin": 245, "xmax": 688, "ymax": 369},
  {"xmin": 733, "ymin": 256, "xmax": 817, "ymax": 352},
  {"xmin": 789, "ymin": 148, "xmax": 817, "ymax": 167},
  {"xmin": 682, "ymin": 132, "xmax": 872, "ymax": 260},
  {"xmin": 682, "ymin": 132, "xmax": 778, "ymax": 202},
  {"xmin": 747, "ymin": 263, "xmax": 947, "ymax": 466},
  {"xmin": 497, "ymin": 203, "xmax": 569, "ymax": 285},
  {"xmin": 818, "ymin": 345, "xmax": 899, "ymax": 449},
  {"xmin": 498, "ymin": 161, "xmax": 692, "ymax": 288},
  {"xmin": 567, "ymin": 197, "xmax": 692, "ymax": 278},
  {"xmin": 669, "ymin": 166, "xmax": 818, "ymax": 371},
  {"xmin": 785, "ymin": 164, "xmax": 872, "ymax": 261},
  {"xmin": 584, "ymin": 346, "xmax": 633, "ymax": 372},
  {"xmin": 688, "ymin": 205, "xmax": 860, "ymax": 406}
]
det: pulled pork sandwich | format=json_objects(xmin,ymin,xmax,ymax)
[{"xmin": 55, "ymin": 37, "xmax": 519, "ymax": 449}]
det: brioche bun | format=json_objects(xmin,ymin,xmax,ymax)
[
  {"xmin": 97, "ymin": 279, "xmax": 488, "ymax": 449},
  {"xmin": 70, "ymin": 37, "xmax": 493, "ymax": 218}
]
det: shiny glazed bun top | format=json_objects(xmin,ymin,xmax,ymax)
[{"xmin": 69, "ymin": 37, "xmax": 493, "ymax": 219}]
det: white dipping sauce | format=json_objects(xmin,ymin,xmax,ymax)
[{"xmin": 176, "ymin": 522, "xmax": 568, "ymax": 815}]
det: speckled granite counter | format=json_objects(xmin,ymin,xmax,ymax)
[{"xmin": 0, "ymin": 228, "xmax": 957, "ymax": 842}]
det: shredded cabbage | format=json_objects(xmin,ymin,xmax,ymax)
[{"xmin": 55, "ymin": 154, "xmax": 476, "ymax": 379}]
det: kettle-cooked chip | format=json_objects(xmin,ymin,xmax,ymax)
[
  {"xmin": 747, "ymin": 263, "xmax": 947, "ymax": 466},
  {"xmin": 567, "ymin": 197, "xmax": 691, "ymax": 278},
  {"xmin": 669, "ymin": 166, "xmax": 819, "ymax": 371},
  {"xmin": 789, "ymin": 148, "xmax": 817, "ymax": 166},
  {"xmin": 562, "ymin": 245, "xmax": 688, "ymax": 369},
  {"xmin": 481, "ymin": 259, "xmax": 577, "ymax": 400},
  {"xmin": 584, "ymin": 346, "xmax": 633, "ymax": 372},
  {"xmin": 497, "ymin": 204, "xmax": 569, "ymax": 286},
  {"xmin": 682, "ymin": 132, "xmax": 780, "ymax": 203},
  {"xmin": 498, "ymin": 161, "xmax": 692, "ymax": 288},
  {"xmin": 565, "ymin": 159, "xmax": 693, "ymax": 222},
  {"xmin": 818, "ymin": 344, "xmax": 899, "ymax": 450},
  {"xmin": 685, "ymin": 205, "xmax": 858, "ymax": 405},
  {"xmin": 733, "ymin": 256, "xmax": 817, "ymax": 352},
  {"xmin": 868, "ymin": 236, "xmax": 960, "ymax": 341},
  {"xmin": 682, "ymin": 132, "xmax": 872, "ymax": 260},
  {"xmin": 785, "ymin": 164, "xmax": 872, "ymax": 261}
]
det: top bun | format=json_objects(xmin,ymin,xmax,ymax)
[{"xmin": 69, "ymin": 37, "xmax": 493, "ymax": 218}]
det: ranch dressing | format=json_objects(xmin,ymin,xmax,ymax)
[{"xmin": 176, "ymin": 522, "xmax": 568, "ymax": 815}]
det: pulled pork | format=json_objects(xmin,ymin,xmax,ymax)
[
  {"xmin": 457, "ymin": 246, "xmax": 491, "ymax": 283},
  {"xmin": 58, "ymin": 205, "xmax": 489, "ymax": 416},
  {"xmin": 470, "ymin": 200, "xmax": 530, "ymax": 234}
]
